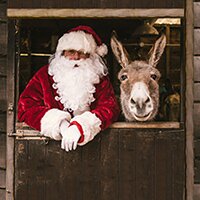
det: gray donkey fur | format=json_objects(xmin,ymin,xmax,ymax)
[{"xmin": 111, "ymin": 33, "xmax": 166, "ymax": 121}]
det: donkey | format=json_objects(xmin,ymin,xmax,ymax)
[{"xmin": 111, "ymin": 32, "xmax": 166, "ymax": 121}]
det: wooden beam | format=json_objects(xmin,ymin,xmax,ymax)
[
  {"xmin": 7, "ymin": 8, "xmax": 184, "ymax": 18},
  {"xmin": 16, "ymin": 121, "xmax": 181, "ymax": 130},
  {"xmin": 110, "ymin": 122, "xmax": 180, "ymax": 129},
  {"xmin": 6, "ymin": 19, "xmax": 16, "ymax": 200},
  {"xmin": 185, "ymin": 0, "xmax": 194, "ymax": 199},
  {"xmin": 14, "ymin": 122, "xmax": 181, "ymax": 140}
]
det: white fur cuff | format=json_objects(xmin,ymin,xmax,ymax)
[
  {"xmin": 71, "ymin": 111, "xmax": 101, "ymax": 145},
  {"xmin": 40, "ymin": 108, "xmax": 71, "ymax": 140}
]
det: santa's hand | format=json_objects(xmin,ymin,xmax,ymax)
[
  {"xmin": 60, "ymin": 120, "xmax": 70, "ymax": 136},
  {"xmin": 61, "ymin": 125, "xmax": 81, "ymax": 152}
]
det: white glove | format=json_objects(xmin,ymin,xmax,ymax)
[
  {"xmin": 42, "ymin": 128, "xmax": 62, "ymax": 141},
  {"xmin": 60, "ymin": 121, "xmax": 81, "ymax": 152}
]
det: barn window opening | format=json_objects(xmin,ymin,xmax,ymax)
[{"xmin": 16, "ymin": 17, "xmax": 184, "ymax": 131}]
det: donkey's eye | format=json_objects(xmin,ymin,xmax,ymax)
[
  {"xmin": 151, "ymin": 74, "xmax": 157, "ymax": 80},
  {"xmin": 120, "ymin": 74, "xmax": 128, "ymax": 81}
]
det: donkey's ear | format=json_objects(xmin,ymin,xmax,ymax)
[
  {"xmin": 148, "ymin": 34, "xmax": 166, "ymax": 67},
  {"xmin": 111, "ymin": 31, "xmax": 130, "ymax": 68}
]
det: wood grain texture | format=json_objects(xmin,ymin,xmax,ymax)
[
  {"xmin": 15, "ymin": 128, "xmax": 185, "ymax": 200},
  {"xmin": 194, "ymin": 29, "xmax": 200, "ymax": 55},
  {"xmin": 0, "ymin": 169, "xmax": 6, "ymax": 188},
  {"xmin": 7, "ymin": 0, "xmax": 184, "ymax": 8},
  {"xmin": 7, "ymin": 8, "xmax": 184, "ymax": 18},
  {"xmin": 194, "ymin": 83, "xmax": 200, "ymax": 101},
  {"xmin": 0, "ymin": 3, "xmax": 6, "ymax": 20},
  {"xmin": 0, "ymin": 189, "xmax": 6, "ymax": 200},
  {"xmin": 0, "ymin": 133, "xmax": 6, "ymax": 169},
  {"xmin": 194, "ymin": 2, "xmax": 200, "ymax": 27},
  {"xmin": 194, "ymin": 103, "xmax": 200, "ymax": 138},
  {"xmin": 0, "ymin": 23, "xmax": 7, "ymax": 55},
  {"xmin": 185, "ymin": 0, "xmax": 194, "ymax": 199},
  {"xmin": 194, "ymin": 56, "xmax": 200, "ymax": 82}
]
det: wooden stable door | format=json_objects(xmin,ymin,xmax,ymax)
[{"xmin": 14, "ymin": 127, "xmax": 185, "ymax": 200}]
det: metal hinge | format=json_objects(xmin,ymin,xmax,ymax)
[
  {"xmin": 8, "ymin": 103, "xmax": 14, "ymax": 114},
  {"xmin": 8, "ymin": 131, "xmax": 50, "ymax": 144}
]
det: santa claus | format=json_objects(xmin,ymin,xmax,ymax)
[{"xmin": 18, "ymin": 25, "xmax": 120, "ymax": 152}]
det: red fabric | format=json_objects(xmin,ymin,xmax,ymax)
[
  {"xmin": 68, "ymin": 121, "xmax": 84, "ymax": 143},
  {"xmin": 18, "ymin": 64, "xmax": 120, "ymax": 132}
]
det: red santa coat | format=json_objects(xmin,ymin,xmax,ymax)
[{"xmin": 18, "ymin": 65, "xmax": 120, "ymax": 145}]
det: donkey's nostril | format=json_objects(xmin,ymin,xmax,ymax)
[
  {"xmin": 145, "ymin": 98, "xmax": 150, "ymax": 103},
  {"xmin": 131, "ymin": 98, "xmax": 136, "ymax": 104}
]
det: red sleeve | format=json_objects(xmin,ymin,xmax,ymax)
[
  {"xmin": 91, "ymin": 76, "xmax": 120, "ymax": 130},
  {"xmin": 18, "ymin": 68, "xmax": 50, "ymax": 131}
]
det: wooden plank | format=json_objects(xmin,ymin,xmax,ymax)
[
  {"xmin": 62, "ymin": 141, "xmax": 82, "ymax": 200},
  {"xmin": 155, "ymin": 130, "xmax": 185, "ymax": 200},
  {"xmin": 7, "ymin": 0, "xmax": 184, "ymax": 8},
  {"xmin": 171, "ymin": 130, "xmax": 185, "ymax": 199},
  {"xmin": 16, "ymin": 121, "xmax": 181, "ymax": 131},
  {"xmin": 155, "ymin": 132, "xmax": 172, "ymax": 200},
  {"xmin": 0, "ymin": 23, "xmax": 7, "ymax": 55},
  {"xmin": 7, "ymin": 8, "xmax": 184, "ymax": 18},
  {"xmin": 0, "ymin": 133, "xmax": 6, "ymax": 169},
  {"xmin": 44, "ymin": 141, "xmax": 65, "ymax": 200},
  {"xmin": 15, "ymin": 140, "xmax": 29, "ymax": 200},
  {"xmin": 0, "ymin": 3, "xmax": 7, "ymax": 20},
  {"xmin": 194, "ymin": 184, "xmax": 200, "ymax": 200},
  {"xmin": 6, "ymin": 19, "xmax": 15, "ymax": 200},
  {"xmin": 110, "ymin": 122, "xmax": 180, "ymax": 129},
  {"xmin": 96, "ymin": 0, "xmax": 117, "ymax": 8},
  {"xmin": 0, "ymin": 169, "xmax": 6, "ymax": 188},
  {"xmin": 194, "ymin": 83, "xmax": 200, "ymax": 101},
  {"xmin": 194, "ymin": 103, "xmax": 200, "ymax": 138},
  {"xmin": 194, "ymin": 139, "xmax": 200, "ymax": 158},
  {"xmin": 194, "ymin": 2, "xmax": 200, "ymax": 28},
  {"xmin": 118, "ymin": 129, "xmax": 136, "ymax": 200},
  {"xmin": 185, "ymin": 0, "xmax": 194, "ymax": 199},
  {"xmin": 135, "ymin": 131, "xmax": 155, "ymax": 200},
  {"xmin": 0, "ymin": 189, "xmax": 6, "ymax": 200},
  {"xmin": 194, "ymin": 160, "xmax": 200, "ymax": 183},
  {"xmin": 194, "ymin": 29, "xmax": 200, "ymax": 55},
  {"xmin": 27, "ymin": 140, "xmax": 46, "ymax": 200},
  {"xmin": 0, "ymin": 77, "xmax": 7, "ymax": 112},
  {"xmin": 0, "ymin": 56, "xmax": 7, "ymax": 77},
  {"xmin": 134, "ymin": 0, "xmax": 157, "ymax": 8},
  {"xmin": 116, "ymin": 0, "xmax": 133, "ymax": 8},
  {"xmin": 51, "ymin": 0, "xmax": 79, "ymax": 8},
  {"xmin": 81, "ymin": 134, "xmax": 101, "ymax": 200},
  {"xmin": 100, "ymin": 128, "xmax": 119, "ymax": 200},
  {"xmin": 194, "ymin": 56, "xmax": 200, "ymax": 82}
]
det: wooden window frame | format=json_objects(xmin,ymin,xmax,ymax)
[{"xmin": 13, "ymin": 9, "xmax": 184, "ymax": 134}]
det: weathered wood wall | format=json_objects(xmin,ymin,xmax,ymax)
[
  {"xmin": 0, "ymin": 1, "xmax": 7, "ymax": 200},
  {"xmin": 15, "ymin": 128, "xmax": 185, "ymax": 200},
  {"xmin": 7, "ymin": 0, "xmax": 183, "ymax": 9},
  {"xmin": 194, "ymin": 0, "xmax": 200, "ymax": 187}
]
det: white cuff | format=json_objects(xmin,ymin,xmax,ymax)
[
  {"xmin": 71, "ymin": 111, "xmax": 101, "ymax": 145},
  {"xmin": 40, "ymin": 108, "xmax": 71, "ymax": 140}
]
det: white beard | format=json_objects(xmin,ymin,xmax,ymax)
[{"xmin": 48, "ymin": 53, "xmax": 108, "ymax": 115}]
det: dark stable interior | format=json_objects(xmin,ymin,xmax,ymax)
[{"xmin": 18, "ymin": 18, "xmax": 183, "ymax": 122}]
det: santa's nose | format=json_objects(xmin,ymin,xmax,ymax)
[{"xmin": 71, "ymin": 52, "xmax": 80, "ymax": 60}]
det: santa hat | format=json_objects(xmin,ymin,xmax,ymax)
[{"xmin": 56, "ymin": 25, "xmax": 108, "ymax": 57}]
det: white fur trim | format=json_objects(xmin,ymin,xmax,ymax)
[
  {"xmin": 96, "ymin": 43, "xmax": 108, "ymax": 57},
  {"xmin": 71, "ymin": 111, "xmax": 102, "ymax": 145},
  {"xmin": 56, "ymin": 31, "xmax": 97, "ymax": 55},
  {"xmin": 40, "ymin": 109, "xmax": 71, "ymax": 140}
]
